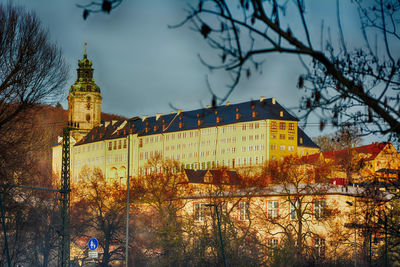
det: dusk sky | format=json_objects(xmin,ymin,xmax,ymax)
[{"xmin": 12, "ymin": 0, "xmax": 379, "ymax": 141}]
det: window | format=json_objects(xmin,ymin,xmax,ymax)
[
  {"xmin": 123, "ymin": 139, "xmax": 127, "ymax": 148},
  {"xmin": 288, "ymin": 146, "xmax": 295, "ymax": 151},
  {"xmin": 288, "ymin": 134, "xmax": 295, "ymax": 140},
  {"xmin": 255, "ymin": 122, "xmax": 259, "ymax": 129},
  {"xmin": 267, "ymin": 201, "xmax": 279, "ymax": 219},
  {"xmin": 118, "ymin": 140, "xmax": 122, "ymax": 149},
  {"xmin": 279, "ymin": 134, "xmax": 285, "ymax": 140},
  {"xmin": 289, "ymin": 123, "xmax": 295, "ymax": 131},
  {"xmin": 242, "ymin": 136, "xmax": 246, "ymax": 142},
  {"xmin": 279, "ymin": 122, "xmax": 286, "ymax": 130},
  {"xmin": 290, "ymin": 199, "xmax": 300, "ymax": 220},
  {"xmin": 270, "ymin": 144, "xmax": 277, "ymax": 150},
  {"xmin": 194, "ymin": 203, "xmax": 205, "ymax": 222},
  {"xmin": 267, "ymin": 238, "xmax": 279, "ymax": 257},
  {"xmin": 108, "ymin": 142, "xmax": 112, "ymax": 151},
  {"xmin": 242, "ymin": 124, "xmax": 246, "ymax": 131},
  {"xmin": 314, "ymin": 200, "xmax": 325, "ymax": 220},
  {"xmin": 220, "ymin": 202, "xmax": 227, "ymax": 216},
  {"xmin": 271, "ymin": 133, "xmax": 277, "ymax": 139},
  {"xmin": 139, "ymin": 138, "xmax": 143, "ymax": 148},
  {"xmin": 314, "ymin": 238, "xmax": 326, "ymax": 258},
  {"xmin": 239, "ymin": 201, "xmax": 249, "ymax": 221},
  {"xmin": 267, "ymin": 238, "xmax": 278, "ymax": 248},
  {"xmin": 279, "ymin": 145, "xmax": 285, "ymax": 151},
  {"xmin": 271, "ymin": 121, "xmax": 277, "ymax": 129}
]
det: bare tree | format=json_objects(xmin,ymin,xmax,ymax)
[
  {"xmin": 0, "ymin": 2, "xmax": 68, "ymax": 182},
  {"xmin": 169, "ymin": 0, "xmax": 400, "ymax": 139},
  {"xmin": 313, "ymin": 125, "xmax": 363, "ymax": 152},
  {"xmin": 0, "ymin": 2, "xmax": 68, "ymax": 130}
]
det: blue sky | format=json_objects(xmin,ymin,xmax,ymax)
[{"xmin": 10, "ymin": 0, "xmax": 382, "ymax": 142}]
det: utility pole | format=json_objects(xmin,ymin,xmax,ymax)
[
  {"xmin": 125, "ymin": 134, "xmax": 131, "ymax": 267},
  {"xmin": 59, "ymin": 122, "xmax": 77, "ymax": 267}
]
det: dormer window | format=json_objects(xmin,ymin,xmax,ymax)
[
  {"xmin": 236, "ymin": 113, "xmax": 240, "ymax": 120},
  {"xmin": 280, "ymin": 111, "xmax": 284, "ymax": 117},
  {"xmin": 216, "ymin": 117, "xmax": 220, "ymax": 123},
  {"xmin": 252, "ymin": 111, "xmax": 256, "ymax": 118}
]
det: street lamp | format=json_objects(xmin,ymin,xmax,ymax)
[
  {"xmin": 205, "ymin": 204, "xmax": 227, "ymax": 267},
  {"xmin": 346, "ymin": 200, "xmax": 357, "ymax": 267}
]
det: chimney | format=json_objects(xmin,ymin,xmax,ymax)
[
  {"xmin": 260, "ymin": 96, "xmax": 266, "ymax": 102},
  {"xmin": 177, "ymin": 109, "xmax": 183, "ymax": 115},
  {"xmin": 226, "ymin": 102, "xmax": 230, "ymax": 106},
  {"xmin": 156, "ymin": 113, "xmax": 163, "ymax": 120},
  {"xmin": 206, "ymin": 105, "xmax": 211, "ymax": 109},
  {"xmin": 142, "ymin": 115, "xmax": 148, "ymax": 121},
  {"xmin": 272, "ymin": 97, "xmax": 276, "ymax": 104}
]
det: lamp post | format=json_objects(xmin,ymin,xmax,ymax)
[
  {"xmin": 205, "ymin": 204, "xmax": 227, "ymax": 267},
  {"xmin": 346, "ymin": 200, "xmax": 357, "ymax": 267},
  {"xmin": 125, "ymin": 134, "xmax": 131, "ymax": 267}
]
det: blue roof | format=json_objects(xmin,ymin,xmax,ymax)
[
  {"xmin": 298, "ymin": 128, "xmax": 319, "ymax": 148},
  {"xmin": 76, "ymin": 98, "xmax": 316, "ymax": 147}
]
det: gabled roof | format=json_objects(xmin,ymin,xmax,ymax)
[
  {"xmin": 323, "ymin": 142, "xmax": 389, "ymax": 162},
  {"xmin": 354, "ymin": 142, "xmax": 389, "ymax": 161},
  {"xmin": 302, "ymin": 142, "xmax": 392, "ymax": 165}
]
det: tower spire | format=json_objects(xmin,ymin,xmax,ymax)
[{"xmin": 84, "ymin": 42, "xmax": 87, "ymax": 59}]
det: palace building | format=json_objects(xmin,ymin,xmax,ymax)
[{"xmin": 52, "ymin": 48, "xmax": 319, "ymax": 183}]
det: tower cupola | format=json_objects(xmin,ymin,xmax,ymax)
[
  {"xmin": 68, "ymin": 43, "xmax": 102, "ymax": 142},
  {"xmin": 70, "ymin": 44, "xmax": 100, "ymax": 93}
]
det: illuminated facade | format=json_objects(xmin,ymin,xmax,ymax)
[
  {"xmin": 179, "ymin": 183, "xmax": 386, "ymax": 262},
  {"xmin": 52, "ymin": 51, "xmax": 320, "ymax": 183}
]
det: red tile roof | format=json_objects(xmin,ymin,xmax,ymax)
[
  {"xmin": 322, "ymin": 142, "xmax": 389, "ymax": 163},
  {"xmin": 301, "ymin": 142, "xmax": 390, "ymax": 164}
]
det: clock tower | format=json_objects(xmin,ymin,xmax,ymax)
[{"xmin": 68, "ymin": 44, "xmax": 102, "ymax": 141}]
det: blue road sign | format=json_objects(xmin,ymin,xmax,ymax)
[{"xmin": 88, "ymin": 238, "xmax": 98, "ymax": 251}]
